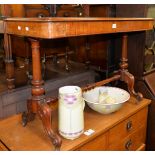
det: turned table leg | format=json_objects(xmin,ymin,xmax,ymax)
[
  {"xmin": 4, "ymin": 33, "xmax": 15, "ymax": 90},
  {"xmin": 22, "ymin": 38, "xmax": 62, "ymax": 150},
  {"xmin": 119, "ymin": 34, "xmax": 143, "ymax": 101}
]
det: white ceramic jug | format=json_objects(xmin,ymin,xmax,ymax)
[{"xmin": 58, "ymin": 86, "xmax": 85, "ymax": 140}]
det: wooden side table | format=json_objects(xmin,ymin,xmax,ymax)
[{"xmin": 3, "ymin": 17, "xmax": 154, "ymax": 150}]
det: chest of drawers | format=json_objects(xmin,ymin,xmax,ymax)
[
  {"xmin": 0, "ymin": 97, "xmax": 150, "ymax": 151},
  {"xmin": 77, "ymin": 106, "xmax": 148, "ymax": 151}
]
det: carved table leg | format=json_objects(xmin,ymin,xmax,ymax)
[
  {"xmin": 38, "ymin": 102, "xmax": 62, "ymax": 151},
  {"xmin": 22, "ymin": 99, "xmax": 36, "ymax": 126},
  {"xmin": 22, "ymin": 38, "xmax": 62, "ymax": 150},
  {"xmin": 119, "ymin": 34, "xmax": 143, "ymax": 101},
  {"xmin": 22, "ymin": 38, "xmax": 45, "ymax": 125},
  {"xmin": 4, "ymin": 33, "xmax": 15, "ymax": 90},
  {"xmin": 120, "ymin": 70, "xmax": 143, "ymax": 101}
]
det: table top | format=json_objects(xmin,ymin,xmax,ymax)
[
  {"xmin": 4, "ymin": 17, "xmax": 154, "ymax": 39},
  {"xmin": 0, "ymin": 97, "xmax": 150, "ymax": 151},
  {"xmin": 4, "ymin": 17, "xmax": 154, "ymax": 22}
]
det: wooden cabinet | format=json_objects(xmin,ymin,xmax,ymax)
[
  {"xmin": 0, "ymin": 97, "xmax": 150, "ymax": 151},
  {"xmin": 78, "ymin": 106, "xmax": 148, "ymax": 151}
]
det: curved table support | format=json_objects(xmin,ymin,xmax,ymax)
[
  {"xmin": 119, "ymin": 70, "xmax": 143, "ymax": 101},
  {"xmin": 118, "ymin": 34, "xmax": 143, "ymax": 101},
  {"xmin": 21, "ymin": 38, "xmax": 62, "ymax": 150},
  {"xmin": 38, "ymin": 102, "xmax": 62, "ymax": 151}
]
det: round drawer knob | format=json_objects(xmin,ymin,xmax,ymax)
[
  {"xmin": 126, "ymin": 121, "xmax": 132, "ymax": 131},
  {"xmin": 125, "ymin": 139, "xmax": 132, "ymax": 150}
]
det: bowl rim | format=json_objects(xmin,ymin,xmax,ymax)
[{"xmin": 83, "ymin": 86, "xmax": 130, "ymax": 105}]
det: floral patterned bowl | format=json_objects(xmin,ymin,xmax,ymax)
[{"xmin": 83, "ymin": 86, "xmax": 130, "ymax": 114}]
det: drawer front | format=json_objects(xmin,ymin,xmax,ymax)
[
  {"xmin": 77, "ymin": 132, "xmax": 107, "ymax": 151},
  {"xmin": 108, "ymin": 125, "xmax": 146, "ymax": 151},
  {"xmin": 109, "ymin": 107, "xmax": 148, "ymax": 146}
]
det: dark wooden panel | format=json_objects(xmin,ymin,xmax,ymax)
[
  {"xmin": 89, "ymin": 5, "xmax": 110, "ymax": 17},
  {"xmin": 24, "ymin": 4, "xmax": 50, "ymax": 17},
  {"xmin": 116, "ymin": 4, "xmax": 147, "ymax": 17},
  {"xmin": 127, "ymin": 32, "xmax": 146, "ymax": 77}
]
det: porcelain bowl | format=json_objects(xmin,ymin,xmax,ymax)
[{"xmin": 83, "ymin": 86, "xmax": 130, "ymax": 114}]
